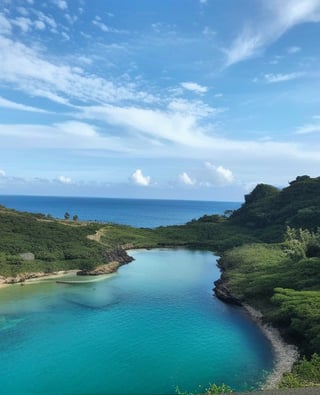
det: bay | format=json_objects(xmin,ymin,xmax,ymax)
[
  {"xmin": 0, "ymin": 195, "xmax": 241, "ymax": 227},
  {"xmin": 0, "ymin": 249, "xmax": 274, "ymax": 394}
]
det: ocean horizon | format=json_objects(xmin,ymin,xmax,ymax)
[{"xmin": 0, "ymin": 195, "xmax": 242, "ymax": 228}]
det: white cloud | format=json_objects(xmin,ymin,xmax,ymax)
[
  {"xmin": 202, "ymin": 26, "xmax": 216, "ymax": 36},
  {"xmin": 0, "ymin": 96, "xmax": 48, "ymax": 112},
  {"xmin": 0, "ymin": 36, "xmax": 153, "ymax": 106},
  {"xmin": 92, "ymin": 20, "xmax": 109, "ymax": 32},
  {"xmin": 225, "ymin": 31, "xmax": 263, "ymax": 66},
  {"xmin": 225, "ymin": 0, "xmax": 320, "ymax": 66},
  {"xmin": 0, "ymin": 121, "xmax": 132, "ymax": 152},
  {"xmin": 287, "ymin": 45, "xmax": 301, "ymax": 53},
  {"xmin": 295, "ymin": 122, "xmax": 320, "ymax": 134},
  {"xmin": 17, "ymin": 7, "xmax": 29, "ymax": 17},
  {"xmin": 80, "ymin": 104, "xmax": 214, "ymax": 148},
  {"xmin": 58, "ymin": 175, "xmax": 72, "ymax": 184},
  {"xmin": 12, "ymin": 17, "xmax": 32, "ymax": 33},
  {"xmin": 181, "ymin": 81, "xmax": 208, "ymax": 94},
  {"xmin": 54, "ymin": 0, "xmax": 68, "ymax": 10},
  {"xmin": 34, "ymin": 20, "xmax": 45, "ymax": 30},
  {"xmin": 130, "ymin": 169, "xmax": 151, "ymax": 186},
  {"xmin": 264, "ymin": 72, "xmax": 305, "ymax": 83},
  {"xmin": 179, "ymin": 172, "xmax": 196, "ymax": 186},
  {"xmin": 92, "ymin": 18, "xmax": 124, "ymax": 34},
  {"xmin": 36, "ymin": 11, "xmax": 57, "ymax": 30},
  {"xmin": 79, "ymin": 104, "xmax": 320, "ymax": 163},
  {"xmin": 204, "ymin": 162, "xmax": 235, "ymax": 184},
  {"xmin": 54, "ymin": 121, "xmax": 98, "ymax": 137},
  {"xmin": 0, "ymin": 169, "xmax": 6, "ymax": 177},
  {"xmin": 199, "ymin": 0, "xmax": 208, "ymax": 4},
  {"xmin": 0, "ymin": 13, "xmax": 12, "ymax": 35},
  {"xmin": 167, "ymin": 98, "xmax": 214, "ymax": 117}
]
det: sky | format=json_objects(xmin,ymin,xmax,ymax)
[{"xmin": 0, "ymin": 0, "xmax": 320, "ymax": 201}]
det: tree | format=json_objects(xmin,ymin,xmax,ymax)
[
  {"xmin": 73, "ymin": 215, "xmax": 79, "ymax": 221},
  {"xmin": 64, "ymin": 212, "xmax": 70, "ymax": 220}
]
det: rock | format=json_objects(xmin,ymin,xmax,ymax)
[
  {"xmin": 19, "ymin": 252, "xmax": 35, "ymax": 261},
  {"xmin": 213, "ymin": 279, "xmax": 243, "ymax": 306}
]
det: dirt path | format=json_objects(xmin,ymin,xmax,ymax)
[{"xmin": 87, "ymin": 228, "xmax": 106, "ymax": 242}]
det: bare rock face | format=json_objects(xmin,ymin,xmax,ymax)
[
  {"xmin": 77, "ymin": 247, "xmax": 134, "ymax": 276},
  {"xmin": 103, "ymin": 247, "xmax": 134, "ymax": 265},
  {"xmin": 213, "ymin": 279, "xmax": 243, "ymax": 306}
]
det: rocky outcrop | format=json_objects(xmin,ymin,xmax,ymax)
[
  {"xmin": 103, "ymin": 247, "xmax": 134, "ymax": 265},
  {"xmin": 213, "ymin": 278, "xmax": 243, "ymax": 306},
  {"xmin": 77, "ymin": 247, "xmax": 134, "ymax": 276},
  {"xmin": 19, "ymin": 252, "xmax": 35, "ymax": 261}
]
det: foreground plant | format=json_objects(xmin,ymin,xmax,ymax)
[{"xmin": 176, "ymin": 383, "xmax": 233, "ymax": 394}]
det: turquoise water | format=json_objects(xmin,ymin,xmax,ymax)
[
  {"xmin": 0, "ymin": 195, "xmax": 241, "ymax": 227},
  {"xmin": 0, "ymin": 249, "xmax": 273, "ymax": 394}
]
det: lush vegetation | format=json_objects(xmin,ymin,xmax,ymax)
[
  {"xmin": 0, "ymin": 206, "xmax": 105, "ymax": 276},
  {"xmin": 176, "ymin": 383, "xmax": 233, "ymax": 394},
  {"xmin": 0, "ymin": 175, "xmax": 320, "ymax": 388},
  {"xmin": 280, "ymin": 354, "xmax": 320, "ymax": 388}
]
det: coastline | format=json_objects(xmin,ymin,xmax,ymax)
[
  {"xmin": 0, "ymin": 270, "xmax": 79, "ymax": 289},
  {"xmin": 242, "ymin": 303, "xmax": 299, "ymax": 389},
  {"xmin": 214, "ymin": 275, "xmax": 299, "ymax": 389},
  {"xmin": 0, "ymin": 246, "xmax": 134, "ymax": 290}
]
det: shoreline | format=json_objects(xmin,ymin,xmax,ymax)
[
  {"xmin": 214, "ymin": 259, "xmax": 300, "ymax": 389},
  {"xmin": 242, "ymin": 303, "xmax": 299, "ymax": 389},
  {"xmin": 0, "ymin": 256, "xmax": 133, "ymax": 290},
  {"xmin": 0, "ymin": 270, "xmax": 79, "ymax": 289}
]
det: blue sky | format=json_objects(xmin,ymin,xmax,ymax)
[{"xmin": 0, "ymin": 0, "xmax": 320, "ymax": 201}]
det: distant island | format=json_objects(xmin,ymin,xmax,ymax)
[{"xmin": 0, "ymin": 175, "xmax": 319, "ymax": 390}]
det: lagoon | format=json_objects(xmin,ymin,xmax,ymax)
[{"xmin": 0, "ymin": 249, "xmax": 273, "ymax": 394}]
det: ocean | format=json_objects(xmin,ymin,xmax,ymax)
[{"xmin": 0, "ymin": 195, "xmax": 241, "ymax": 227}]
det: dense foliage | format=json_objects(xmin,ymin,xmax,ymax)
[
  {"xmin": 0, "ymin": 207, "xmax": 105, "ymax": 276},
  {"xmin": 230, "ymin": 175, "xmax": 320, "ymax": 241}
]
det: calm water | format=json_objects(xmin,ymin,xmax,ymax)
[
  {"xmin": 0, "ymin": 195, "xmax": 241, "ymax": 227},
  {"xmin": 0, "ymin": 249, "xmax": 274, "ymax": 394}
]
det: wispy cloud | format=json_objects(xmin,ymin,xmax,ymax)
[
  {"xmin": 225, "ymin": 0, "xmax": 320, "ymax": 66},
  {"xmin": 54, "ymin": 0, "xmax": 68, "ymax": 10},
  {"xmin": 0, "ymin": 35, "xmax": 153, "ymax": 106},
  {"xmin": 295, "ymin": 120, "xmax": 320, "ymax": 134},
  {"xmin": 287, "ymin": 45, "xmax": 301, "ymax": 53},
  {"xmin": 179, "ymin": 172, "xmax": 196, "ymax": 186},
  {"xmin": 264, "ymin": 72, "xmax": 305, "ymax": 83},
  {"xmin": 0, "ymin": 12, "xmax": 12, "ymax": 35},
  {"xmin": 92, "ymin": 19, "xmax": 109, "ymax": 32},
  {"xmin": 0, "ymin": 96, "xmax": 49, "ymax": 112},
  {"xmin": 181, "ymin": 81, "xmax": 208, "ymax": 94},
  {"xmin": 58, "ymin": 175, "xmax": 72, "ymax": 184}
]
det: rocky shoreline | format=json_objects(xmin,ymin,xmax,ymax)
[
  {"xmin": 213, "ymin": 264, "xmax": 299, "ymax": 389},
  {"xmin": 0, "ymin": 247, "xmax": 134, "ymax": 287}
]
